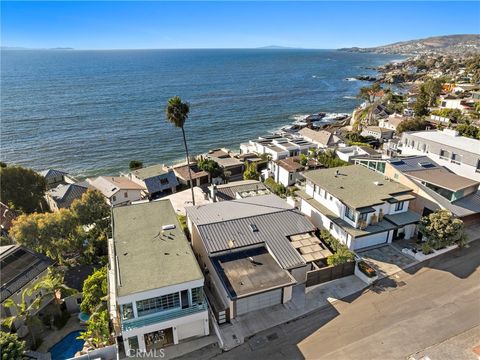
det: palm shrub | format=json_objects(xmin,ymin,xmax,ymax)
[{"xmin": 0, "ymin": 331, "xmax": 25, "ymax": 360}]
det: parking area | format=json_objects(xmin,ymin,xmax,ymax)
[{"xmin": 357, "ymin": 244, "xmax": 417, "ymax": 277}]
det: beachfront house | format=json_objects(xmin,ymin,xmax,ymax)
[
  {"xmin": 355, "ymin": 156, "xmax": 480, "ymax": 226},
  {"xmin": 400, "ymin": 129, "xmax": 480, "ymax": 181},
  {"xmin": 360, "ymin": 126, "xmax": 394, "ymax": 141},
  {"xmin": 335, "ymin": 145, "xmax": 381, "ymax": 163},
  {"xmin": 267, "ymin": 156, "xmax": 321, "ymax": 187},
  {"xmin": 204, "ymin": 149, "xmax": 245, "ymax": 182},
  {"xmin": 88, "ymin": 176, "xmax": 144, "ymax": 206},
  {"xmin": 127, "ymin": 164, "xmax": 179, "ymax": 199},
  {"xmin": 207, "ymin": 180, "xmax": 269, "ymax": 202},
  {"xmin": 39, "ymin": 169, "xmax": 76, "ymax": 189},
  {"xmin": 171, "ymin": 163, "xmax": 210, "ymax": 188},
  {"xmin": 298, "ymin": 165, "xmax": 419, "ymax": 250},
  {"xmin": 108, "ymin": 200, "xmax": 209, "ymax": 354},
  {"xmin": 45, "ymin": 182, "xmax": 89, "ymax": 211},
  {"xmin": 186, "ymin": 194, "xmax": 322, "ymax": 321},
  {"xmin": 240, "ymin": 134, "xmax": 314, "ymax": 161},
  {"xmin": 378, "ymin": 114, "xmax": 407, "ymax": 132},
  {"xmin": 298, "ymin": 128, "xmax": 341, "ymax": 149}
]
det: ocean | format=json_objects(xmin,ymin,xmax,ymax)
[{"xmin": 1, "ymin": 49, "xmax": 402, "ymax": 177}]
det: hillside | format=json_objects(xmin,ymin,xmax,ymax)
[{"xmin": 339, "ymin": 34, "xmax": 480, "ymax": 55}]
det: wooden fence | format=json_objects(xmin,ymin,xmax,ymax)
[{"xmin": 306, "ymin": 261, "xmax": 355, "ymax": 287}]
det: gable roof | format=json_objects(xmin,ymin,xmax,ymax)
[
  {"xmin": 47, "ymin": 182, "xmax": 89, "ymax": 209},
  {"xmin": 303, "ymin": 165, "xmax": 413, "ymax": 209},
  {"xmin": 89, "ymin": 176, "xmax": 144, "ymax": 198},
  {"xmin": 406, "ymin": 168, "xmax": 479, "ymax": 192},
  {"xmin": 39, "ymin": 169, "xmax": 67, "ymax": 179},
  {"xmin": 385, "ymin": 114, "xmax": 406, "ymax": 127},
  {"xmin": 299, "ymin": 128, "xmax": 336, "ymax": 147},
  {"xmin": 172, "ymin": 163, "xmax": 209, "ymax": 181}
]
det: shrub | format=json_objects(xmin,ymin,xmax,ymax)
[
  {"xmin": 321, "ymin": 230, "xmax": 355, "ymax": 265},
  {"xmin": 358, "ymin": 260, "xmax": 377, "ymax": 278},
  {"xmin": 0, "ymin": 331, "xmax": 25, "ymax": 359},
  {"xmin": 129, "ymin": 160, "xmax": 143, "ymax": 170},
  {"xmin": 264, "ymin": 178, "xmax": 286, "ymax": 196},
  {"xmin": 421, "ymin": 242, "xmax": 433, "ymax": 255}
]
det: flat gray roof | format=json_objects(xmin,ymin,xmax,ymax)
[
  {"xmin": 303, "ymin": 165, "xmax": 414, "ymax": 209},
  {"xmin": 113, "ymin": 200, "xmax": 203, "ymax": 297},
  {"xmin": 211, "ymin": 247, "xmax": 296, "ymax": 299},
  {"xmin": 131, "ymin": 164, "xmax": 166, "ymax": 180}
]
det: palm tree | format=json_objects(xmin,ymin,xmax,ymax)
[
  {"xmin": 165, "ymin": 96, "xmax": 195, "ymax": 206},
  {"xmin": 33, "ymin": 268, "xmax": 77, "ymax": 317},
  {"xmin": 2, "ymin": 288, "xmax": 43, "ymax": 346}
]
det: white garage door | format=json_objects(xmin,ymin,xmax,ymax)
[
  {"xmin": 352, "ymin": 232, "xmax": 389, "ymax": 250},
  {"xmin": 236, "ymin": 289, "xmax": 282, "ymax": 316}
]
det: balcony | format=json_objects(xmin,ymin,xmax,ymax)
[{"xmin": 121, "ymin": 303, "xmax": 208, "ymax": 332}]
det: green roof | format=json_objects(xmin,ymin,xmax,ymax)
[
  {"xmin": 113, "ymin": 200, "xmax": 203, "ymax": 297},
  {"xmin": 303, "ymin": 165, "xmax": 413, "ymax": 209},
  {"xmin": 131, "ymin": 164, "xmax": 166, "ymax": 180}
]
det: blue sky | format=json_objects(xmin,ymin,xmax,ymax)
[{"xmin": 2, "ymin": 1, "xmax": 479, "ymax": 49}]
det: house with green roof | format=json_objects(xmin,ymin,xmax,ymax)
[
  {"xmin": 298, "ymin": 165, "xmax": 419, "ymax": 250},
  {"xmin": 108, "ymin": 200, "xmax": 208, "ymax": 354}
]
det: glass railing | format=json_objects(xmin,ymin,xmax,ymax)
[{"xmin": 121, "ymin": 302, "xmax": 208, "ymax": 331}]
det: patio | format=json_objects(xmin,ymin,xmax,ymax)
[{"xmin": 357, "ymin": 244, "xmax": 418, "ymax": 278}]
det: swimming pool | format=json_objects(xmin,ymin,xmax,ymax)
[{"xmin": 49, "ymin": 330, "xmax": 85, "ymax": 360}]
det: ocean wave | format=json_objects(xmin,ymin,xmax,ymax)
[
  {"xmin": 345, "ymin": 78, "xmax": 357, "ymax": 81},
  {"xmin": 343, "ymin": 96, "xmax": 357, "ymax": 99},
  {"xmin": 289, "ymin": 113, "xmax": 309, "ymax": 122}
]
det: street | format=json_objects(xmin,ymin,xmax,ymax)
[{"xmin": 180, "ymin": 240, "xmax": 480, "ymax": 360}]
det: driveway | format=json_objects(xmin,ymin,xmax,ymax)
[{"xmin": 357, "ymin": 244, "xmax": 417, "ymax": 277}]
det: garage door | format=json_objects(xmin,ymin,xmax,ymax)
[
  {"xmin": 236, "ymin": 289, "xmax": 282, "ymax": 316},
  {"xmin": 352, "ymin": 232, "xmax": 388, "ymax": 250}
]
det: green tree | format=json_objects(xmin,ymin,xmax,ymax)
[
  {"xmin": 77, "ymin": 310, "xmax": 111, "ymax": 349},
  {"xmin": 2, "ymin": 289, "xmax": 43, "ymax": 346},
  {"xmin": 243, "ymin": 162, "xmax": 259, "ymax": 180},
  {"xmin": 0, "ymin": 165, "xmax": 46, "ymax": 213},
  {"xmin": 264, "ymin": 178, "xmax": 286, "ymax": 196},
  {"xmin": 422, "ymin": 78, "xmax": 443, "ymax": 106},
  {"xmin": 456, "ymin": 124, "xmax": 480, "ymax": 139},
  {"xmin": 396, "ymin": 117, "xmax": 428, "ymax": 133},
  {"xmin": 0, "ymin": 331, "xmax": 25, "ymax": 360},
  {"xmin": 197, "ymin": 159, "xmax": 222, "ymax": 178},
  {"xmin": 165, "ymin": 96, "xmax": 195, "ymax": 205},
  {"xmin": 317, "ymin": 150, "xmax": 349, "ymax": 168},
  {"xmin": 80, "ymin": 267, "xmax": 107, "ymax": 314},
  {"xmin": 128, "ymin": 160, "xmax": 143, "ymax": 170},
  {"xmin": 413, "ymin": 91, "xmax": 430, "ymax": 117},
  {"xmin": 33, "ymin": 268, "xmax": 77, "ymax": 317},
  {"xmin": 299, "ymin": 154, "xmax": 308, "ymax": 166},
  {"xmin": 419, "ymin": 210, "xmax": 467, "ymax": 250},
  {"xmin": 357, "ymin": 83, "xmax": 382, "ymax": 104}
]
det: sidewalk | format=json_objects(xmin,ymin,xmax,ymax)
[{"xmin": 216, "ymin": 274, "xmax": 367, "ymax": 351}]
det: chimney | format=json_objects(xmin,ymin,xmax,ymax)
[{"xmin": 210, "ymin": 184, "xmax": 217, "ymax": 203}]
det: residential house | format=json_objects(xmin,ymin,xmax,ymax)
[
  {"xmin": 267, "ymin": 156, "xmax": 322, "ymax": 187},
  {"xmin": 127, "ymin": 164, "xmax": 179, "ymax": 199},
  {"xmin": 298, "ymin": 128, "xmax": 341, "ymax": 149},
  {"xmin": 378, "ymin": 114, "xmax": 407, "ymax": 132},
  {"xmin": 298, "ymin": 165, "xmax": 419, "ymax": 250},
  {"xmin": 204, "ymin": 149, "xmax": 245, "ymax": 182},
  {"xmin": 240, "ymin": 134, "xmax": 314, "ymax": 161},
  {"xmin": 336, "ymin": 145, "xmax": 381, "ymax": 163},
  {"xmin": 186, "ymin": 194, "xmax": 321, "ymax": 321},
  {"xmin": 39, "ymin": 169, "xmax": 76, "ymax": 189},
  {"xmin": 355, "ymin": 156, "xmax": 480, "ymax": 226},
  {"xmin": 208, "ymin": 180, "xmax": 269, "ymax": 202},
  {"xmin": 88, "ymin": 176, "xmax": 144, "ymax": 206},
  {"xmin": 45, "ymin": 182, "xmax": 89, "ymax": 211},
  {"xmin": 109, "ymin": 200, "xmax": 209, "ymax": 354},
  {"xmin": 171, "ymin": 163, "xmax": 210, "ymax": 188},
  {"xmin": 400, "ymin": 129, "xmax": 480, "ymax": 181},
  {"xmin": 360, "ymin": 126, "xmax": 394, "ymax": 141},
  {"xmin": 0, "ymin": 202, "xmax": 18, "ymax": 235},
  {"xmin": 382, "ymin": 138, "xmax": 402, "ymax": 157},
  {"xmin": 0, "ymin": 245, "xmax": 53, "ymax": 332},
  {"xmin": 63, "ymin": 264, "xmax": 94, "ymax": 313}
]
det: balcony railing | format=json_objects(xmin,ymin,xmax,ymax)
[{"xmin": 121, "ymin": 303, "xmax": 208, "ymax": 332}]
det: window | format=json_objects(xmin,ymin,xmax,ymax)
[
  {"xmin": 289, "ymin": 173, "xmax": 293, "ymax": 181},
  {"xmin": 329, "ymin": 196, "xmax": 333, "ymax": 201},
  {"xmin": 76, "ymin": 297, "xmax": 82, "ymax": 305},
  {"xmin": 121, "ymin": 303, "xmax": 134, "ymax": 320},
  {"xmin": 136, "ymin": 293, "xmax": 180, "ymax": 317},
  {"xmin": 128, "ymin": 336, "xmax": 139, "ymax": 351},
  {"xmin": 422, "ymin": 144, "xmax": 427, "ymax": 152},
  {"xmin": 358, "ymin": 212, "xmax": 368, "ymax": 224},
  {"xmin": 329, "ymin": 222, "xmax": 334, "ymax": 230},
  {"xmin": 477, "ymin": 160, "xmax": 480, "ymax": 173},
  {"xmin": 411, "ymin": 140, "xmax": 415, "ymax": 148},
  {"xmin": 345, "ymin": 206, "xmax": 355, "ymax": 221},
  {"xmin": 112, "ymin": 195, "xmax": 117, "ymax": 202},
  {"xmin": 191, "ymin": 287, "xmax": 205, "ymax": 305},
  {"xmin": 124, "ymin": 191, "xmax": 128, "ymax": 198},
  {"xmin": 451, "ymin": 153, "xmax": 462, "ymax": 165},
  {"xmin": 440, "ymin": 149, "xmax": 450, "ymax": 160},
  {"xmin": 160, "ymin": 178, "xmax": 169, "ymax": 185},
  {"xmin": 324, "ymin": 190, "xmax": 328, "ymax": 199},
  {"xmin": 395, "ymin": 202, "xmax": 404, "ymax": 211}
]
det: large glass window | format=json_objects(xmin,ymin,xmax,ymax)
[
  {"xmin": 440, "ymin": 149, "xmax": 450, "ymax": 160},
  {"xmin": 128, "ymin": 336, "xmax": 139, "ymax": 351},
  {"xmin": 121, "ymin": 303, "xmax": 134, "ymax": 320},
  {"xmin": 191, "ymin": 287, "xmax": 205, "ymax": 305},
  {"xmin": 451, "ymin": 153, "xmax": 462, "ymax": 165},
  {"xmin": 345, "ymin": 206, "xmax": 355, "ymax": 221},
  {"xmin": 395, "ymin": 202, "xmax": 404, "ymax": 211},
  {"xmin": 136, "ymin": 293, "xmax": 180, "ymax": 317}
]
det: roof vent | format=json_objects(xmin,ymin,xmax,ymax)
[
  {"xmin": 373, "ymin": 181, "xmax": 382, "ymax": 186},
  {"xmin": 162, "ymin": 224, "xmax": 176, "ymax": 231},
  {"xmin": 250, "ymin": 224, "xmax": 259, "ymax": 232}
]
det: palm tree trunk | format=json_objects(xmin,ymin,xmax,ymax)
[{"xmin": 181, "ymin": 126, "xmax": 195, "ymax": 206}]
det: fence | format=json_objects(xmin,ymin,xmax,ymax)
[{"xmin": 306, "ymin": 261, "xmax": 355, "ymax": 287}]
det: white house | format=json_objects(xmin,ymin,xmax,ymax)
[
  {"xmin": 267, "ymin": 156, "xmax": 321, "ymax": 187},
  {"xmin": 240, "ymin": 134, "xmax": 314, "ymax": 161},
  {"xmin": 88, "ymin": 176, "xmax": 144, "ymax": 207},
  {"xmin": 361, "ymin": 126, "xmax": 394, "ymax": 141},
  {"xmin": 109, "ymin": 200, "xmax": 209, "ymax": 354},
  {"xmin": 298, "ymin": 165, "xmax": 419, "ymax": 250},
  {"xmin": 298, "ymin": 128, "xmax": 341, "ymax": 149},
  {"xmin": 400, "ymin": 129, "xmax": 480, "ymax": 181},
  {"xmin": 378, "ymin": 114, "xmax": 407, "ymax": 131}
]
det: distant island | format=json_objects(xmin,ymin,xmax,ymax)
[{"xmin": 338, "ymin": 34, "xmax": 480, "ymax": 55}]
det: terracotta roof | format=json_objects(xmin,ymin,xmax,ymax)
[{"xmin": 173, "ymin": 163, "xmax": 209, "ymax": 181}]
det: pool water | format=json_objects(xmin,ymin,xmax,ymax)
[
  {"xmin": 49, "ymin": 330, "xmax": 85, "ymax": 360},
  {"xmin": 78, "ymin": 312, "xmax": 90, "ymax": 322}
]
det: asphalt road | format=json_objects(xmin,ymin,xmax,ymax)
[{"xmin": 181, "ymin": 240, "xmax": 480, "ymax": 360}]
